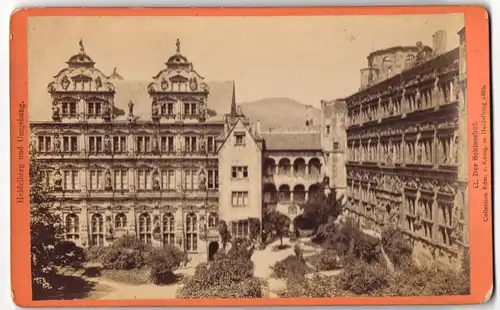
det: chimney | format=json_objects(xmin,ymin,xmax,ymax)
[
  {"xmin": 256, "ymin": 120, "xmax": 261, "ymax": 137},
  {"xmin": 432, "ymin": 30, "xmax": 447, "ymax": 55}
]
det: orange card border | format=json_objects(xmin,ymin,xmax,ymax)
[{"xmin": 10, "ymin": 6, "xmax": 492, "ymax": 307}]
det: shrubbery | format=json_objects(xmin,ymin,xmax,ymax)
[
  {"xmin": 271, "ymin": 255, "xmax": 309, "ymax": 280},
  {"xmin": 52, "ymin": 240, "xmax": 86, "ymax": 267},
  {"xmin": 315, "ymin": 249, "xmax": 343, "ymax": 271},
  {"xmin": 381, "ymin": 227, "xmax": 413, "ymax": 268},
  {"xmin": 177, "ymin": 238, "xmax": 262, "ymax": 298},
  {"xmin": 146, "ymin": 246, "xmax": 185, "ymax": 285},
  {"xmin": 282, "ymin": 274, "xmax": 348, "ymax": 298},
  {"xmin": 338, "ymin": 260, "xmax": 390, "ymax": 295}
]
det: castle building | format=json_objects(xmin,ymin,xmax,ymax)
[
  {"xmin": 30, "ymin": 39, "xmax": 331, "ymax": 260},
  {"xmin": 343, "ymin": 28, "xmax": 469, "ymax": 267}
]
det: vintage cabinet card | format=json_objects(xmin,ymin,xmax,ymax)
[{"xmin": 10, "ymin": 6, "xmax": 492, "ymax": 307}]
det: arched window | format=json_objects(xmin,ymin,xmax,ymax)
[
  {"xmin": 91, "ymin": 213, "xmax": 104, "ymax": 246},
  {"xmin": 163, "ymin": 213, "xmax": 175, "ymax": 246},
  {"xmin": 208, "ymin": 212, "xmax": 219, "ymax": 228},
  {"xmin": 115, "ymin": 213, "xmax": 127, "ymax": 229},
  {"xmin": 279, "ymin": 185, "xmax": 291, "ymax": 203},
  {"xmin": 139, "ymin": 213, "xmax": 152, "ymax": 244},
  {"xmin": 66, "ymin": 213, "xmax": 79, "ymax": 241},
  {"xmin": 186, "ymin": 213, "xmax": 198, "ymax": 252}
]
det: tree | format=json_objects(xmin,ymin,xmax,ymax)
[
  {"xmin": 262, "ymin": 210, "xmax": 290, "ymax": 246},
  {"xmin": 299, "ymin": 184, "xmax": 344, "ymax": 232},
  {"xmin": 218, "ymin": 220, "xmax": 231, "ymax": 250},
  {"xmin": 248, "ymin": 217, "xmax": 261, "ymax": 243},
  {"xmin": 29, "ymin": 145, "xmax": 64, "ymax": 297}
]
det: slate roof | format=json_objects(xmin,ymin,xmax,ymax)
[{"xmin": 261, "ymin": 132, "xmax": 322, "ymax": 151}]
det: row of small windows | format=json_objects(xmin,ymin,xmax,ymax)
[
  {"xmin": 37, "ymin": 135, "xmax": 218, "ymax": 154},
  {"xmin": 57, "ymin": 101, "xmax": 202, "ymax": 118}
]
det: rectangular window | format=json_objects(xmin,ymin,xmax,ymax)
[
  {"xmin": 191, "ymin": 103, "xmax": 197, "ymax": 115},
  {"xmin": 231, "ymin": 166, "xmax": 248, "ymax": 179},
  {"xmin": 167, "ymin": 103, "xmax": 174, "ymax": 115},
  {"xmin": 136, "ymin": 136, "xmax": 151, "ymax": 153},
  {"xmin": 184, "ymin": 136, "xmax": 197, "ymax": 152},
  {"xmin": 89, "ymin": 170, "xmax": 103, "ymax": 190},
  {"xmin": 183, "ymin": 169, "xmax": 198, "ymax": 190},
  {"xmin": 38, "ymin": 136, "xmax": 52, "ymax": 153},
  {"xmin": 137, "ymin": 169, "xmax": 151, "ymax": 190},
  {"xmin": 69, "ymin": 102, "xmax": 77, "ymax": 115},
  {"xmin": 161, "ymin": 169, "xmax": 176, "ymax": 190},
  {"xmin": 333, "ymin": 142, "xmax": 339, "ymax": 150},
  {"xmin": 231, "ymin": 220, "xmax": 249, "ymax": 238},
  {"xmin": 113, "ymin": 136, "xmax": 127, "ymax": 153},
  {"xmin": 326, "ymin": 125, "xmax": 331, "ymax": 135},
  {"xmin": 184, "ymin": 103, "xmax": 190, "ymax": 115},
  {"xmin": 62, "ymin": 103, "xmax": 69, "ymax": 115},
  {"xmin": 207, "ymin": 169, "xmax": 219, "ymax": 189},
  {"xmin": 160, "ymin": 136, "xmax": 175, "ymax": 153},
  {"xmin": 234, "ymin": 132, "xmax": 245, "ymax": 146},
  {"xmin": 231, "ymin": 191, "xmax": 248, "ymax": 206},
  {"xmin": 207, "ymin": 136, "xmax": 217, "ymax": 153},
  {"xmin": 63, "ymin": 170, "xmax": 79, "ymax": 190},
  {"xmin": 114, "ymin": 170, "xmax": 129, "ymax": 190},
  {"xmin": 88, "ymin": 136, "xmax": 103, "ymax": 153},
  {"xmin": 161, "ymin": 103, "xmax": 167, "ymax": 115}
]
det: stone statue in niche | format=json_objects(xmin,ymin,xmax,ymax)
[
  {"xmin": 104, "ymin": 135, "xmax": 112, "ymax": 153},
  {"xmin": 53, "ymin": 134, "xmax": 61, "ymax": 152},
  {"xmin": 152, "ymin": 170, "xmax": 160, "ymax": 190},
  {"xmin": 199, "ymin": 138, "xmax": 206, "ymax": 153},
  {"xmin": 95, "ymin": 77, "xmax": 102, "ymax": 90},
  {"xmin": 161, "ymin": 78, "xmax": 169, "ymax": 91},
  {"xmin": 53, "ymin": 165, "xmax": 62, "ymax": 190},
  {"xmin": 128, "ymin": 100, "xmax": 134, "ymax": 116},
  {"xmin": 153, "ymin": 216, "xmax": 161, "ymax": 235},
  {"xmin": 104, "ymin": 168, "xmax": 112, "ymax": 190},
  {"xmin": 152, "ymin": 100, "xmax": 159, "ymax": 117},
  {"xmin": 198, "ymin": 168, "xmax": 207, "ymax": 191},
  {"xmin": 198, "ymin": 103, "xmax": 207, "ymax": 119},
  {"xmin": 152, "ymin": 136, "xmax": 159, "ymax": 153},
  {"xmin": 61, "ymin": 76, "xmax": 70, "ymax": 90},
  {"xmin": 52, "ymin": 102, "xmax": 60, "ymax": 120},
  {"xmin": 105, "ymin": 216, "xmax": 113, "ymax": 236},
  {"xmin": 102, "ymin": 101, "xmax": 110, "ymax": 118}
]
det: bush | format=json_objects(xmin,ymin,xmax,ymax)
[
  {"xmin": 271, "ymin": 255, "xmax": 309, "ymax": 280},
  {"xmin": 177, "ymin": 239, "xmax": 260, "ymax": 299},
  {"xmin": 381, "ymin": 227, "xmax": 413, "ymax": 268},
  {"xmin": 146, "ymin": 246, "xmax": 185, "ymax": 285},
  {"xmin": 324, "ymin": 219, "xmax": 381, "ymax": 264},
  {"xmin": 86, "ymin": 246, "xmax": 109, "ymax": 263},
  {"xmin": 380, "ymin": 263, "xmax": 470, "ymax": 296},
  {"xmin": 99, "ymin": 247, "xmax": 138, "ymax": 270},
  {"xmin": 315, "ymin": 250, "xmax": 343, "ymax": 271},
  {"xmin": 283, "ymin": 274, "xmax": 349, "ymax": 298},
  {"xmin": 52, "ymin": 241, "xmax": 86, "ymax": 267},
  {"xmin": 338, "ymin": 260, "xmax": 390, "ymax": 295}
]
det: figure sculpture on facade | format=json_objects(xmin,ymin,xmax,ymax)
[
  {"xmin": 105, "ymin": 216, "xmax": 113, "ymax": 236},
  {"xmin": 104, "ymin": 135, "xmax": 112, "ymax": 153},
  {"xmin": 53, "ymin": 165, "xmax": 63, "ymax": 190},
  {"xmin": 52, "ymin": 103, "xmax": 60, "ymax": 120},
  {"xmin": 53, "ymin": 134, "xmax": 61, "ymax": 153},
  {"xmin": 128, "ymin": 100, "xmax": 134, "ymax": 116},
  {"xmin": 198, "ymin": 102, "xmax": 207, "ymax": 119},
  {"xmin": 152, "ymin": 170, "xmax": 160, "ymax": 190},
  {"xmin": 102, "ymin": 102, "xmax": 111, "ymax": 119},
  {"xmin": 152, "ymin": 100, "xmax": 159, "ymax": 117},
  {"xmin": 104, "ymin": 168, "xmax": 112, "ymax": 190},
  {"xmin": 95, "ymin": 76, "xmax": 103, "ymax": 90},
  {"xmin": 152, "ymin": 136, "xmax": 159, "ymax": 153},
  {"xmin": 199, "ymin": 139, "xmax": 206, "ymax": 153},
  {"xmin": 198, "ymin": 168, "xmax": 206, "ymax": 191}
]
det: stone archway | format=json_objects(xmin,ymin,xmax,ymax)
[{"xmin": 208, "ymin": 241, "xmax": 219, "ymax": 261}]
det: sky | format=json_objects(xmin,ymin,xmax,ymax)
[{"xmin": 28, "ymin": 14, "xmax": 464, "ymax": 109}]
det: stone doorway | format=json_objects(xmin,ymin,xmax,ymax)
[{"xmin": 208, "ymin": 241, "xmax": 219, "ymax": 261}]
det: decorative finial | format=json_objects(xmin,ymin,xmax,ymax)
[
  {"xmin": 176, "ymin": 38, "xmax": 180, "ymax": 53},
  {"xmin": 79, "ymin": 38, "xmax": 85, "ymax": 53}
]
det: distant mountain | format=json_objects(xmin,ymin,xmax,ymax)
[{"xmin": 238, "ymin": 97, "xmax": 321, "ymax": 131}]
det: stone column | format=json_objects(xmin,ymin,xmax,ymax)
[{"xmin": 80, "ymin": 203, "xmax": 89, "ymax": 248}]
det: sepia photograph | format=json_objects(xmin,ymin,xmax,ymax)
[{"xmin": 26, "ymin": 13, "xmax": 470, "ymax": 300}]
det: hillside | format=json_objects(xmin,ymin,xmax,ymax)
[{"xmin": 238, "ymin": 97, "xmax": 321, "ymax": 131}]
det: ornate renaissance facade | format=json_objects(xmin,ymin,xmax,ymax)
[
  {"xmin": 30, "ymin": 39, "xmax": 333, "ymax": 260},
  {"xmin": 344, "ymin": 28, "xmax": 469, "ymax": 267}
]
